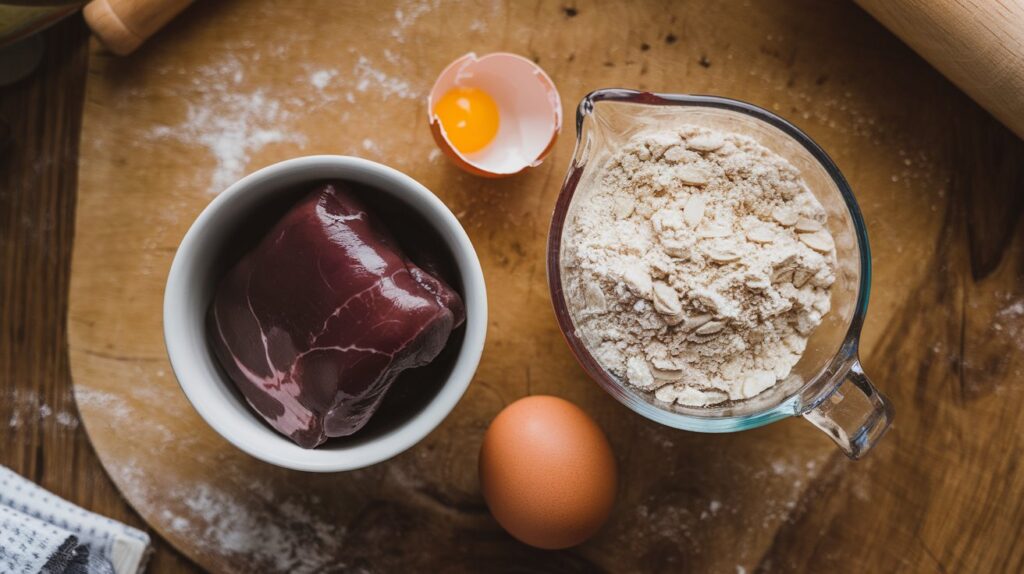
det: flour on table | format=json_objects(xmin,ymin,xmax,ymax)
[
  {"xmin": 113, "ymin": 457, "xmax": 343, "ymax": 574},
  {"xmin": 82, "ymin": 382, "xmax": 342, "ymax": 573},
  {"xmin": 994, "ymin": 297, "xmax": 1024, "ymax": 357},
  {"xmin": 173, "ymin": 482, "xmax": 341, "ymax": 572},
  {"xmin": 392, "ymin": 0, "xmax": 438, "ymax": 42},
  {"xmin": 147, "ymin": 56, "xmax": 307, "ymax": 195},
  {"xmin": 4, "ymin": 389, "xmax": 79, "ymax": 430},
  {"xmin": 352, "ymin": 56, "xmax": 420, "ymax": 99},
  {"xmin": 308, "ymin": 69, "xmax": 338, "ymax": 90},
  {"xmin": 150, "ymin": 88, "xmax": 305, "ymax": 195},
  {"xmin": 563, "ymin": 125, "xmax": 836, "ymax": 406},
  {"xmin": 146, "ymin": 45, "xmax": 425, "ymax": 194}
]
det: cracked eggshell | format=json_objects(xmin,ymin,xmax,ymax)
[{"xmin": 428, "ymin": 52, "xmax": 562, "ymax": 178}]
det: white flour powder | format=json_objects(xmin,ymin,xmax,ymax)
[{"xmin": 563, "ymin": 125, "xmax": 836, "ymax": 406}]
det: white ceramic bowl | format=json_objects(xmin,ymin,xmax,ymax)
[{"xmin": 164, "ymin": 156, "xmax": 487, "ymax": 472}]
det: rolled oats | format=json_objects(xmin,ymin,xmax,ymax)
[{"xmin": 564, "ymin": 125, "xmax": 837, "ymax": 407}]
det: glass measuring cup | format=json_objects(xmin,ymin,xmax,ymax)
[{"xmin": 547, "ymin": 89, "xmax": 893, "ymax": 459}]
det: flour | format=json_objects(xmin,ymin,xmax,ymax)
[
  {"xmin": 308, "ymin": 69, "xmax": 337, "ymax": 90},
  {"xmin": 563, "ymin": 125, "xmax": 836, "ymax": 406},
  {"xmin": 150, "ymin": 88, "xmax": 305, "ymax": 195},
  {"xmin": 145, "ymin": 45, "xmax": 426, "ymax": 194},
  {"xmin": 392, "ymin": 0, "xmax": 438, "ymax": 42},
  {"xmin": 352, "ymin": 56, "xmax": 420, "ymax": 99},
  {"xmin": 129, "ymin": 469, "xmax": 343, "ymax": 573},
  {"xmin": 4, "ymin": 389, "xmax": 79, "ymax": 429}
]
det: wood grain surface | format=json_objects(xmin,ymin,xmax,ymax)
[
  {"xmin": 0, "ymin": 17, "xmax": 201, "ymax": 574},
  {"xmin": 1, "ymin": 1, "xmax": 1018, "ymax": 573},
  {"xmin": 855, "ymin": 0, "xmax": 1024, "ymax": 141}
]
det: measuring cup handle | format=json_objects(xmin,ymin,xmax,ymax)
[{"xmin": 802, "ymin": 358, "xmax": 894, "ymax": 459}]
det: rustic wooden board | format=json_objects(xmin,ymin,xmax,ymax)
[{"xmin": 69, "ymin": 0, "xmax": 1024, "ymax": 572}]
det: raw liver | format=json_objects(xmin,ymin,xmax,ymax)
[{"xmin": 208, "ymin": 182, "xmax": 465, "ymax": 448}]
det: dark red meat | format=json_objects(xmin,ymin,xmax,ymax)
[{"xmin": 208, "ymin": 183, "xmax": 465, "ymax": 448}]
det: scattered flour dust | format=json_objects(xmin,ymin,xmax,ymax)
[
  {"xmin": 563, "ymin": 125, "xmax": 837, "ymax": 406},
  {"xmin": 997, "ymin": 300, "xmax": 1024, "ymax": 318},
  {"xmin": 147, "ymin": 42, "xmax": 426, "ymax": 194},
  {"xmin": 5, "ymin": 389, "xmax": 80, "ymax": 430},
  {"xmin": 172, "ymin": 482, "xmax": 342, "ymax": 572},
  {"xmin": 352, "ymin": 56, "xmax": 420, "ymax": 99},
  {"xmin": 993, "ymin": 296, "xmax": 1024, "ymax": 363},
  {"xmin": 392, "ymin": 0, "xmax": 439, "ymax": 42},
  {"xmin": 111, "ymin": 458, "xmax": 343, "ymax": 574},
  {"xmin": 148, "ymin": 56, "xmax": 306, "ymax": 194},
  {"xmin": 309, "ymin": 69, "xmax": 338, "ymax": 90},
  {"xmin": 625, "ymin": 445, "xmax": 834, "ymax": 567},
  {"xmin": 150, "ymin": 88, "xmax": 305, "ymax": 195},
  {"xmin": 76, "ymin": 382, "xmax": 344, "ymax": 573}
]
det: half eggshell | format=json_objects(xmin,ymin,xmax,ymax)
[{"xmin": 428, "ymin": 52, "xmax": 562, "ymax": 178}]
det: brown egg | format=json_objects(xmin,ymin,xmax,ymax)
[{"xmin": 479, "ymin": 395, "xmax": 617, "ymax": 549}]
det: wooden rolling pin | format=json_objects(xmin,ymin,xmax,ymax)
[
  {"xmin": 855, "ymin": 0, "xmax": 1024, "ymax": 140},
  {"xmin": 84, "ymin": 0, "xmax": 192, "ymax": 55}
]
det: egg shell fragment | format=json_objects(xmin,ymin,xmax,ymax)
[
  {"xmin": 478, "ymin": 395, "xmax": 617, "ymax": 549},
  {"xmin": 428, "ymin": 52, "xmax": 562, "ymax": 177}
]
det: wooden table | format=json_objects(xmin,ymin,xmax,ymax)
[
  {"xmin": 4, "ymin": 4, "xmax": 1024, "ymax": 573},
  {"xmin": 0, "ymin": 17, "xmax": 202, "ymax": 574}
]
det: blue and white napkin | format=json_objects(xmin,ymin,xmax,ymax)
[{"xmin": 0, "ymin": 466, "xmax": 150, "ymax": 574}]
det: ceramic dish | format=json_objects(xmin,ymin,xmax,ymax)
[{"xmin": 165, "ymin": 155, "xmax": 487, "ymax": 472}]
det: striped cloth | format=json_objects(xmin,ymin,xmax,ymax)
[{"xmin": 0, "ymin": 466, "xmax": 150, "ymax": 574}]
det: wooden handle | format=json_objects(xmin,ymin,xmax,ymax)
[
  {"xmin": 855, "ymin": 0, "xmax": 1024, "ymax": 140},
  {"xmin": 84, "ymin": 0, "xmax": 193, "ymax": 55}
]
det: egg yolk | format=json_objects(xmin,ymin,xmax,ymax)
[{"xmin": 433, "ymin": 86, "xmax": 500, "ymax": 154}]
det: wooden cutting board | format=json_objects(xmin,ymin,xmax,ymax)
[{"xmin": 70, "ymin": 0, "xmax": 1024, "ymax": 572}]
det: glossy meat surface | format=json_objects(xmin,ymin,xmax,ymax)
[{"xmin": 208, "ymin": 183, "xmax": 465, "ymax": 448}]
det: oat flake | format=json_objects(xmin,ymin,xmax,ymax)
[{"xmin": 563, "ymin": 125, "xmax": 837, "ymax": 406}]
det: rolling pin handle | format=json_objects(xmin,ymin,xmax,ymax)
[{"xmin": 84, "ymin": 0, "xmax": 193, "ymax": 56}]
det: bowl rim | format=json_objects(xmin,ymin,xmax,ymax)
[
  {"xmin": 546, "ymin": 89, "xmax": 872, "ymax": 433},
  {"xmin": 164, "ymin": 155, "xmax": 487, "ymax": 472}
]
